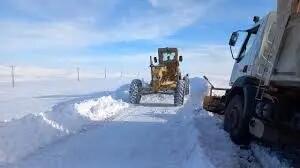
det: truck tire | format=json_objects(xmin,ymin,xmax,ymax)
[
  {"xmin": 184, "ymin": 77, "xmax": 190, "ymax": 95},
  {"xmin": 129, "ymin": 79, "xmax": 142, "ymax": 104},
  {"xmin": 174, "ymin": 80, "xmax": 185, "ymax": 106},
  {"xmin": 224, "ymin": 95, "xmax": 250, "ymax": 145}
]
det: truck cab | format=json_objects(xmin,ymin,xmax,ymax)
[
  {"xmin": 204, "ymin": 4, "xmax": 300, "ymax": 146},
  {"xmin": 229, "ymin": 12, "xmax": 276, "ymax": 86},
  {"xmin": 224, "ymin": 10, "xmax": 300, "ymax": 146}
]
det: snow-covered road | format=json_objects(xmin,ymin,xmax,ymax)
[
  {"xmin": 1, "ymin": 78, "xmax": 289, "ymax": 168},
  {"xmin": 13, "ymin": 98, "xmax": 199, "ymax": 168}
]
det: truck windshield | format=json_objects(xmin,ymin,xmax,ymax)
[
  {"xmin": 237, "ymin": 25, "xmax": 259, "ymax": 61},
  {"xmin": 162, "ymin": 52, "xmax": 176, "ymax": 61},
  {"xmin": 240, "ymin": 33, "xmax": 256, "ymax": 58}
]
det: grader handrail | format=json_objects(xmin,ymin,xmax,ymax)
[{"xmin": 203, "ymin": 76, "xmax": 228, "ymax": 97}]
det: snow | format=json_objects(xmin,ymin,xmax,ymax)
[
  {"xmin": 75, "ymin": 96, "xmax": 129, "ymax": 121},
  {"xmin": 251, "ymin": 144, "xmax": 291, "ymax": 168},
  {"xmin": 0, "ymin": 78, "xmax": 129, "ymax": 121},
  {"xmin": 0, "ymin": 79, "xmax": 132, "ymax": 165},
  {"xmin": 0, "ymin": 77, "xmax": 292, "ymax": 168},
  {"xmin": 0, "ymin": 94, "xmax": 129, "ymax": 165},
  {"xmin": 5, "ymin": 78, "xmax": 216, "ymax": 168}
]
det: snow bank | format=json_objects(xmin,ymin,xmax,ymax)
[
  {"xmin": 0, "ymin": 114, "xmax": 69, "ymax": 164},
  {"xmin": 179, "ymin": 78, "xmax": 216, "ymax": 167},
  {"xmin": 0, "ymin": 94, "xmax": 129, "ymax": 164},
  {"xmin": 181, "ymin": 78, "xmax": 239, "ymax": 167},
  {"xmin": 184, "ymin": 78, "xmax": 261, "ymax": 168}
]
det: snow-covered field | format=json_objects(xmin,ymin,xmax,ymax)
[
  {"xmin": 0, "ymin": 78, "xmax": 130, "ymax": 121},
  {"xmin": 0, "ymin": 77, "xmax": 293, "ymax": 168}
]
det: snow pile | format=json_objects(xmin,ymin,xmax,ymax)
[
  {"xmin": 75, "ymin": 96, "xmax": 129, "ymax": 121},
  {"xmin": 189, "ymin": 77, "xmax": 208, "ymax": 104},
  {"xmin": 0, "ymin": 92, "xmax": 129, "ymax": 164}
]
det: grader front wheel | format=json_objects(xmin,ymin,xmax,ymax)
[
  {"xmin": 129, "ymin": 79, "xmax": 142, "ymax": 104},
  {"xmin": 174, "ymin": 80, "xmax": 185, "ymax": 106}
]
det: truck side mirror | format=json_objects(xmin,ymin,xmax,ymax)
[
  {"xmin": 154, "ymin": 57, "xmax": 158, "ymax": 63},
  {"xmin": 253, "ymin": 16, "xmax": 260, "ymax": 23},
  {"xmin": 179, "ymin": 56, "xmax": 183, "ymax": 62},
  {"xmin": 229, "ymin": 32, "xmax": 239, "ymax": 46}
]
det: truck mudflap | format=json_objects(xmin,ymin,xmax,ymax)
[{"xmin": 249, "ymin": 117, "xmax": 300, "ymax": 147}]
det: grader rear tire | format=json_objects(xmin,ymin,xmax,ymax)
[
  {"xmin": 174, "ymin": 80, "xmax": 185, "ymax": 106},
  {"xmin": 129, "ymin": 79, "xmax": 142, "ymax": 104}
]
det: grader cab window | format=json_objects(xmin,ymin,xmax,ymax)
[{"xmin": 162, "ymin": 52, "xmax": 176, "ymax": 62}]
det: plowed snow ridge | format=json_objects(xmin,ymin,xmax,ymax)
[{"xmin": 0, "ymin": 95, "xmax": 129, "ymax": 164}]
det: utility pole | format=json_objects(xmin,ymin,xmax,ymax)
[
  {"xmin": 120, "ymin": 66, "xmax": 124, "ymax": 78},
  {"xmin": 77, "ymin": 67, "xmax": 80, "ymax": 81},
  {"xmin": 11, "ymin": 65, "xmax": 15, "ymax": 88}
]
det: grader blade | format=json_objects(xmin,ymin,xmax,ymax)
[
  {"xmin": 203, "ymin": 95, "xmax": 225, "ymax": 114},
  {"xmin": 202, "ymin": 76, "xmax": 228, "ymax": 114}
]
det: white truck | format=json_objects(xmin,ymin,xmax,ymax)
[{"xmin": 203, "ymin": 0, "xmax": 300, "ymax": 146}]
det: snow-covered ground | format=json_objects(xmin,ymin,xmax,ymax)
[
  {"xmin": 0, "ymin": 77, "xmax": 293, "ymax": 168},
  {"xmin": 0, "ymin": 78, "xmax": 130, "ymax": 121}
]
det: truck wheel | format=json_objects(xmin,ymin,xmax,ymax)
[
  {"xmin": 174, "ymin": 80, "xmax": 185, "ymax": 106},
  {"xmin": 129, "ymin": 79, "xmax": 142, "ymax": 104},
  {"xmin": 224, "ymin": 95, "xmax": 250, "ymax": 145},
  {"xmin": 184, "ymin": 77, "xmax": 190, "ymax": 95}
]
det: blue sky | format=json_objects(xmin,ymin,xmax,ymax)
[{"xmin": 0, "ymin": 0, "xmax": 275, "ymax": 79}]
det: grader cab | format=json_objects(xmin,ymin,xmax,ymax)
[
  {"xmin": 151, "ymin": 48, "xmax": 183, "ymax": 92},
  {"xmin": 129, "ymin": 47, "xmax": 189, "ymax": 106}
]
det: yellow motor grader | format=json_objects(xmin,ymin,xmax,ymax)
[{"xmin": 129, "ymin": 47, "xmax": 189, "ymax": 106}]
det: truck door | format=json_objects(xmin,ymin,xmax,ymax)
[{"xmin": 230, "ymin": 25, "xmax": 260, "ymax": 85}]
